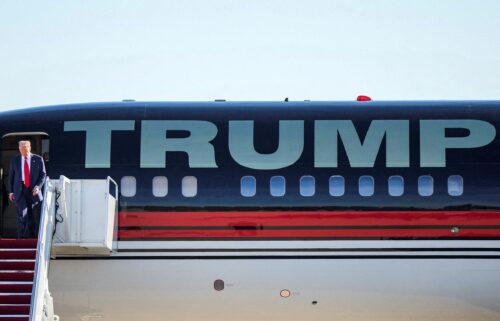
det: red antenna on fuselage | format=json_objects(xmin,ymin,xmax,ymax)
[{"xmin": 356, "ymin": 95, "xmax": 372, "ymax": 101}]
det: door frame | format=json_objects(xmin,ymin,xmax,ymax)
[{"xmin": 0, "ymin": 132, "xmax": 49, "ymax": 237}]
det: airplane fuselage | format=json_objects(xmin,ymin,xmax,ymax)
[{"xmin": 1, "ymin": 100, "xmax": 500, "ymax": 320}]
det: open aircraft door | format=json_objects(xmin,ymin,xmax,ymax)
[{"xmin": 0, "ymin": 132, "xmax": 49, "ymax": 237}]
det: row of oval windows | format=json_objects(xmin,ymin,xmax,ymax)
[
  {"xmin": 120, "ymin": 175, "xmax": 464, "ymax": 198},
  {"xmin": 121, "ymin": 176, "xmax": 198, "ymax": 198},
  {"xmin": 243, "ymin": 175, "xmax": 463, "ymax": 197}
]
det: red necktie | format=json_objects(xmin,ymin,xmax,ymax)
[{"xmin": 24, "ymin": 157, "xmax": 30, "ymax": 187}]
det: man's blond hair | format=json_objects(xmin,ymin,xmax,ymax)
[{"xmin": 18, "ymin": 140, "xmax": 31, "ymax": 147}]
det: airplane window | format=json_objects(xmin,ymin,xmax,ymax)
[
  {"xmin": 388, "ymin": 175, "xmax": 404, "ymax": 196},
  {"xmin": 329, "ymin": 176, "xmax": 345, "ymax": 196},
  {"xmin": 359, "ymin": 176, "xmax": 374, "ymax": 196},
  {"xmin": 270, "ymin": 176, "xmax": 286, "ymax": 197},
  {"xmin": 241, "ymin": 176, "xmax": 256, "ymax": 197},
  {"xmin": 418, "ymin": 175, "xmax": 434, "ymax": 196},
  {"xmin": 182, "ymin": 176, "xmax": 197, "ymax": 197},
  {"xmin": 152, "ymin": 176, "xmax": 168, "ymax": 197},
  {"xmin": 300, "ymin": 176, "xmax": 315, "ymax": 197},
  {"xmin": 121, "ymin": 176, "xmax": 136, "ymax": 197},
  {"xmin": 448, "ymin": 175, "xmax": 463, "ymax": 196}
]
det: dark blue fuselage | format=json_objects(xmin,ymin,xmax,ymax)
[{"xmin": 1, "ymin": 100, "xmax": 500, "ymax": 213}]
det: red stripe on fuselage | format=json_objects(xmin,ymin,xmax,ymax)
[
  {"xmin": 118, "ymin": 228, "xmax": 500, "ymax": 239},
  {"xmin": 119, "ymin": 211, "xmax": 500, "ymax": 227},
  {"xmin": 117, "ymin": 211, "xmax": 500, "ymax": 239}
]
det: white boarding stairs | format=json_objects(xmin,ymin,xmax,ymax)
[{"xmin": 17, "ymin": 175, "xmax": 118, "ymax": 321}]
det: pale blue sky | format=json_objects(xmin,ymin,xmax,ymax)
[{"xmin": 1, "ymin": 0, "xmax": 500, "ymax": 111}]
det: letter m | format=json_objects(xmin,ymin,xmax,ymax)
[{"xmin": 315, "ymin": 120, "xmax": 409, "ymax": 168}]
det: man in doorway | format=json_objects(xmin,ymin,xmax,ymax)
[{"xmin": 8, "ymin": 140, "xmax": 46, "ymax": 238}]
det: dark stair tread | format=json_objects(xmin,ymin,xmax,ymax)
[
  {"xmin": 0, "ymin": 251, "xmax": 36, "ymax": 260},
  {"xmin": 0, "ymin": 239, "xmax": 37, "ymax": 249},
  {"xmin": 0, "ymin": 283, "xmax": 33, "ymax": 293},
  {"xmin": 0, "ymin": 294, "xmax": 31, "ymax": 304},
  {"xmin": 0, "ymin": 272, "xmax": 34, "ymax": 282},
  {"xmin": 0, "ymin": 317, "xmax": 29, "ymax": 321},
  {"xmin": 0, "ymin": 261, "xmax": 35, "ymax": 271},
  {"xmin": 0, "ymin": 305, "xmax": 30, "ymax": 315}
]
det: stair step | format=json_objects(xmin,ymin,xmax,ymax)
[
  {"xmin": 0, "ymin": 273, "xmax": 34, "ymax": 282},
  {"xmin": 0, "ymin": 305, "xmax": 30, "ymax": 315},
  {"xmin": 0, "ymin": 294, "xmax": 31, "ymax": 305},
  {"xmin": 0, "ymin": 239, "xmax": 37, "ymax": 250},
  {"xmin": 0, "ymin": 283, "xmax": 33, "ymax": 293},
  {"xmin": 0, "ymin": 262, "xmax": 35, "ymax": 271},
  {"xmin": 0, "ymin": 251, "xmax": 36, "ymax": 260},
  {"xmin": 0, "ymin": 317, "xmax": 29, "ymax": 321}
]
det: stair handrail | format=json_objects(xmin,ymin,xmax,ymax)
[{"xmin": 29, "ymin": 177, "xmax": 59, "ymax": 321}]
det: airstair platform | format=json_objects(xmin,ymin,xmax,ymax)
[{"xmin": 0, "ymin": 175, "xmax": 117, "ymax": 321}]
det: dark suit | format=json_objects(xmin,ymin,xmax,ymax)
[{"xmin": 8, "ymin": 154, "xmax": 46, "ymax": 238}]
